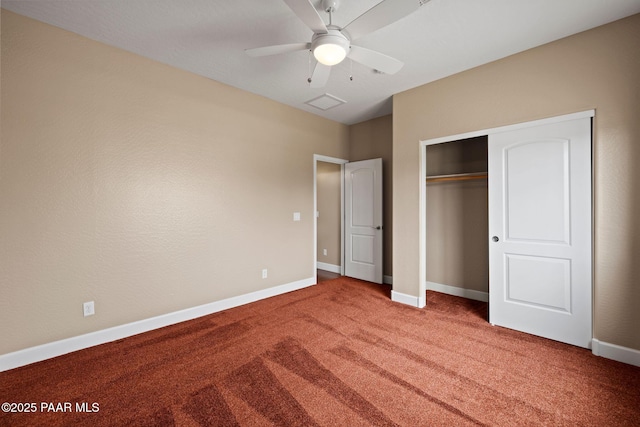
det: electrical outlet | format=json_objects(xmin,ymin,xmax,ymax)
[
  {"xmin": 83, "ymin": 301, "xmax": 95, "ymax": 317},
  {"xmin": 262, "ymin": 269, "xmax": 268, "ymax": 279},
  {"xmin": 293, "ymin": 212, "xmax": 301, "ymax": 221},
  {"xmin": 323, "ymin": 249, "xmax": 327, "ymax": 256}
]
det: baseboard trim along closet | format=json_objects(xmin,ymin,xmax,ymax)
[
  {"xmin": 0, "ymin": 277, "xmax": 316, "ymax": 372},
  {"xmin": 391, "ymin": 290, "xmax": 426, "ymax": 308},
  {"xmin": 592, "ymin": 339, "xmax": 640, "ymax": 367},
  {"xmin": 316, "ymin": 262, "xmax": 341, "ymax": 273},
  {"xmin": 426, "ymin": 281, "xmax": 489, "ymax": 302}
]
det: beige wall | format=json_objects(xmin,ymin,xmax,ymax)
[
  {"xmin": 393, "ymin": 14, "xmax": 640, "ymax": 350},
  {"xmin": 349, "ymin": 115, "xmax": 393, "ymax": 276},
  {"xmin": 0, "ymin": 11, "xmax": 349, "ymax": 355},
  {"xmin": 316, "ymin": 162, "xmax": 341, "ymax": 267}
]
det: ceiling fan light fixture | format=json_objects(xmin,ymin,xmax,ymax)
[
  {"xmin": 313, "ymin": 43, "xmax": 346, "ymax": 66},
  {"xmin": 312, "ymin": 31, "xmax": 350, "ymax": 66}
]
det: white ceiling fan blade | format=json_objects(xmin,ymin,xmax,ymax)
[
  {"xmin": 309, "ymin": 62, "xmax": 331, "ymax": 88},
  {"xmin": 283, "ymin": 0, "xmax": 328, "ymax": 34},
  {"xmin": 348, "ymin": 45, "xmax": 404, "ymax": 74},
  {"xmin": 245, "ymin": 42, "xmax": 311, "ymax": 57},
  {"xmin": 343, "ymin": 0, "xmax": 425, "ymax": 41}
]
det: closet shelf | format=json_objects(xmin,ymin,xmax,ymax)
[{"xmin": 426, "ymin": 172, "xmax": 488, "ymax": 183}]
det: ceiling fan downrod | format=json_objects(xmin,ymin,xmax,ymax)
[{"xmin": 323, "ymin": 0, "xmax": 339, "ymax": 26}]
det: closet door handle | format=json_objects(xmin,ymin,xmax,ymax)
[{"xmin": 492, "ymin": 236, "xmax": 499, "ymax": 242}]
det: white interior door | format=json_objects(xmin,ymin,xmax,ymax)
[
  {"xmin": 488, "ymin": 117, "xmax": 592, "ymax": 348},
  {"xmin": 345, "ymin": 159, "xmax": 383, "ymax": 284}
]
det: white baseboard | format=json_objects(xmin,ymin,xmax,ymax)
[
  {"xmin": 391, "ymin": 290, "xmax": 426, "ymax": 308},
  {"xmin": 316, "ymin": 262, "xmax": 341, "ymax": 274},
  {"xmin": 0, "ymin": 277, "xmax": 315, "ymax": 372},
  {"xmin": 592, "ymin": 339, "xmax": 640, "ymax": 367},
  {"xmin": 426, "ymin": 281, "xmax": 489, "ymax": 302},
  {"xmin": 10, "ymin": 278, "xmax": 637, "ymax": 371}
]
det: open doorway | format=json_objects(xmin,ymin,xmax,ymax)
[
  {"xmin": 313, "ymin": 155, "xmax": 385, "ymax": 285},
  {"xmin": 313, "ymin": 155, "xmax": 348, "ymax": 283},
  {"xmin": 316, "ymin": 161, "xmax": 342, "ymax": 274}
]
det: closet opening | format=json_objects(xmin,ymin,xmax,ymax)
[
  {"xmin": 425, "ymin": 135, "xmax": 489, "ymax": 306},
  {"xmin": 419, "ymin": 111, "xmax": 593, "ymax": 344}
]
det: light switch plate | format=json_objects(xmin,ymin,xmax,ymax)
[{"xmin": 293, "ymin": 212, "xmax": 301, "ymax": 221}]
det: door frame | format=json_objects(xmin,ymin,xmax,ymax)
[
  {"xmin": 314, "ymin": 154, "xmax": 349, "ymax": 282},
  {"xmin": 419, "ymin": 110, "xmax": 594, "ymax": 310}
]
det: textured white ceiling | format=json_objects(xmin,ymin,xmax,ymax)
[{"xmin": 3, "ymin": 0, "xmax": 640, "ymax": 124}]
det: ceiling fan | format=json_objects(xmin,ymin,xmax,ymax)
[{"xmin": 245, "ymin": 0, "xmax": 430, "ymax": 88}]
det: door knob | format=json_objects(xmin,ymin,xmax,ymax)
[
  {"xmin": 372, "ymin": 225, "xmax": 382, "ymax": 230},
  {"xmin": 492, "ymin": 236, "xmax": 499, "ymax": 242}
]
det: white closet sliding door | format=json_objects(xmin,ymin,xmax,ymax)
[{"xmin": 488, "ymin": 116, "xmax": 592, "ymax": 348}]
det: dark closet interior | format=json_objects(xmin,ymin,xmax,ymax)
[{"xmin": 425, "ymin": 136, "xmax": 489, "ymax": 298}]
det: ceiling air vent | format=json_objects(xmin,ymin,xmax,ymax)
[{"xmin": 304, "ymin": 93, "xmax": 346, "ymax": 111}]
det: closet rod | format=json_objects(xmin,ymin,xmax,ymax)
[{"xmin": 426, "ymin": 172, "xmax": 488, "ymax": 183}]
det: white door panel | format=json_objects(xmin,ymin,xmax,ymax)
[
  {"xmin": 345, "ymin": 159, "xmax": 383, "ymax": 284},
  {"xmin": 352, "ymin": 235, "xmax": 375, "ymax": 264},
  {"xmin": 504, "ymin": 139, "xmax": 571, "ymax": 243},
  {"xmin": 351, "ymin": 169, "xmax": 375, "ymax": 227},
  {"xmin": 505, "ymin": 254, "xmax": 571, "ymax": 312},
  {"xmin": 489, "ymin": 117, "xmax": 592, "ymax": 348}
]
